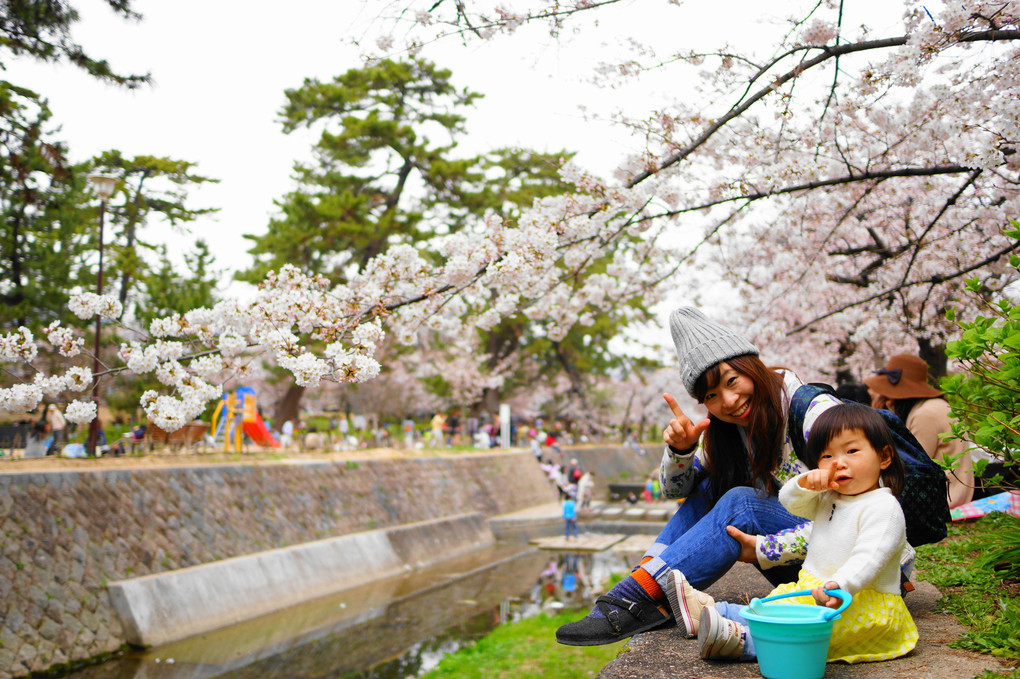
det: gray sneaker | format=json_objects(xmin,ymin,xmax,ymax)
[
  {"xmin": 697, "ymin": 606, "xmax": 746, "ymax": 659},
  {"xmin": 664, "ymin": 570, "xmax": 715, "ymax": 638}
]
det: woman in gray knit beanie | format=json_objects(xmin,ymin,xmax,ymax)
[{"xmin": 557, "ymin": 307, "xmax": 841, "ymax": 647}]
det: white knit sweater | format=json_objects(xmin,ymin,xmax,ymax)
[{"xmin": 779, "ymin": 474, "xmax": 906, "ymax": 596}]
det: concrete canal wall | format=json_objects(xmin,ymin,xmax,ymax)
[
  {"xmin": 108, "ymin": 512, "xmax": 495, "ymax": 648},
  {"xmin": 0, "ymin": 445, "xmax": 656, "ymax": 677}
]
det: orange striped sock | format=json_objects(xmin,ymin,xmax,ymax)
[{"xmin": 632, "ymin": 567, "xmax": 664, "ymax": 601}]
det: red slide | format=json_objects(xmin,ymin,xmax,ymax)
[{"xmin": 243, "ymin": 412, "xmax": 280, "ymax": 447}]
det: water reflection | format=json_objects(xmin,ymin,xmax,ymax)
[{"xmin": 60, "ymin": 544, "xmax": 630, "ymax": 679}]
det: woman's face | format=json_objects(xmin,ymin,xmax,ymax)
[{"xmin": 702, "ymin": 362, "xmax": 755, "ymax": 426}]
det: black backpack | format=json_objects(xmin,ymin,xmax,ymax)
[{"xmin": 786, "ymin": 383, "xmax": 950, "ymax": 546}]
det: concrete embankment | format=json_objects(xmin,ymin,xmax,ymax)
[
  {"xmin": 0, "ymin": 444, "xmax": 657, "ymax": 678},
  {"xmin": 108, "ymin": 512, "xmax": 495, "ymax": 648}
]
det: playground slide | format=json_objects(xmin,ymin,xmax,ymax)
[{"xmin": 243, "ymin": 412, "xmax": 279, "ymax": 448}]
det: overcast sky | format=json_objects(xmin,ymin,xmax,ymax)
[{"xmin": 6, "ymin": 1, "xmax": 662, "ymax": 289}]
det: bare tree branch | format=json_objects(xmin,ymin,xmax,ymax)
[
  {"xmin": 786, "ymin": 239, "xmax": 1020, "ymax": 335},
  {"xmin": 641, "ymin": 164, "xmax": 975, "ymax": 222},
  {"xmin": 896, "ymin": 169, "xmax": 982, "ymax": 287},
  {"xmin": 625, "ymin": 29, "xmax": 1020, "ymax": 189}
]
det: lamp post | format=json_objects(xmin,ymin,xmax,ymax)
[{"xmin": 86, "ymin": 174, "xmax": 117, "ymax": 457}]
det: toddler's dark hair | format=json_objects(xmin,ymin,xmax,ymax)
[{"xmin": 804, "ymin": 402, "xmax": 905, "ymax": 496}]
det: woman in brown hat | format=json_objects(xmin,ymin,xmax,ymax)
[{"xmin": 863, "ymin": 354, "xmax": 973, "ymax": 508}]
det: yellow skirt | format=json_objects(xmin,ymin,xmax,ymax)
[{"xmin": 766, "ymin": 572, "xmax": 918, "ymax": 663}]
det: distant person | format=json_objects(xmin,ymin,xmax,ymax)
[
  {"xmin": 402, "ymin": 418, "xmax": 415, "ymax": 448},
  {"xmin": 864, "ymin": 354, "xmax": 974, "ymax": 508},
  {"xmin": 23, "ymin": 421, "xmax": 48, "ymax": 459},
  {"xmin": 567, "ymin": 458, "xmax": 583, "ymax": 484},
  {"xmin": 446, "ymin": 410, "xmax": 461, "ymax": 446},
  {"xmin": 429, "ymin": 412, "xmax": 445, "ymax": 447},
  {"xmin": 546, "ymin": 429, "xmax": 562, "ymax": 455},
  {"xmin": 563, "ymin": 493, "xmax": 579, "ymax": 539},
  {"xmin": 280, "ymin": 419, "xmax": 295, "ymax": 448},
  {"xmin": 835, "ymin": 381, "xmax": 871, "ymax": 405},
  {"xmin": 577, "ymin": 471, "xmax": 595, "ymax": 509},
  {"xmin": 624, "ymin": 428, "xmax": 645, "ymax": 454},
  {"xmin": 45, "ymin": 404, "xmax": 66, "ymax": 456},
  {"xmin": 338, "ymin": 416, "xmax": 352, "ymax": 450},
  {"xmin": 554, "ymin": 464, "xmax": 570, "ymax": 501},
  {"xmin": 302, "ymin": 426, "xmax": 323, "ymax": 451},
  {"xmin": 529, "ymin": 429, "xmax": 543, "ymax": 459}
]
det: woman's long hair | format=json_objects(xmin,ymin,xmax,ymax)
[
  {"xmin": 692, "ymin": 354, "xmax": 787, "ymax": 503},
  {"xmin": 889, "ymin": 397, "xmax": 923, "ymax": 425}
]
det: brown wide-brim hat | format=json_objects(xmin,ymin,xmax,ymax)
[{"xmin": 863, "ymin": 354, "xmax": 942, "ymax": 400}]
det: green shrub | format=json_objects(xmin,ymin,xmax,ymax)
[{"xmin": 942, "ymin": 222, "xmax": 1020, "ymax": 488}]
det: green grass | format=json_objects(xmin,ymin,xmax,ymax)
[
  {"xmin": 419, "ymin": 610, "xmax": 622, "ymax": 679},
  {"xmin": 915, "ymin": 512, "xmax": 1020, "ymax": 666}
]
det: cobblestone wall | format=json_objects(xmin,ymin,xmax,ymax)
[{"xmin": 0, "ymin": 450, "xmax": 559, "ymax": 678}]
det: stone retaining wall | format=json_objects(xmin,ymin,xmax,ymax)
[
  {"xmin": 0, "ymin": 450, "xmax": 561, "ymax": 677},
  {"xmin": 0, "ymin": 444, "xmax": 651, "ymax": 677}
]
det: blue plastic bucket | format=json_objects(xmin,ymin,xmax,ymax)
[{"xmin": 739, "ymin": 589, "xmax": 851, "ymax": 679}]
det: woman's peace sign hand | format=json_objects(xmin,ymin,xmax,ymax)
[{"xmin": 662, "ymin": 393, "xmax": 710, "ymax": 451}]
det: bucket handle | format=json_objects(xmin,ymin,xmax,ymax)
[{"xmin": 750, "ymin": 588, "xmax": 852, "ymax": 621}]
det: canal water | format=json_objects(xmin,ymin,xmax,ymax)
[{"xmin": 60, "ymin": 542, "xmax": 633, "ymax": 679}]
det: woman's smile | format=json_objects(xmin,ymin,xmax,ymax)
[{"xmin": 702, "ymin": 362, "xmax": 756, "ymax": 426}]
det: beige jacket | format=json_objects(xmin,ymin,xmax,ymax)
[{"xmin": 907, "ymin": 398, "xmax": 973, "ymax": 508}]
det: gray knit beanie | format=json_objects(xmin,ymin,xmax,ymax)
[{"xmin": 670, "ymin": 307, "xmax": 759, "ymax": 396}]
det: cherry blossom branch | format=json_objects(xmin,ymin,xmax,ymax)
[
  {"xmin": 625, "ymin": 28, "xmax": 1019, "ymax": 189},
  {"xmin": 785, "ymin": 239, "xmax": 1020, "ymax": 335},
  {"xmin": 639, "ymin": 165, "xmax": 976, "ymax": 222},
  {"xmin": 895, "ymin": 169, "xmax": 983, "ymax": 288}
]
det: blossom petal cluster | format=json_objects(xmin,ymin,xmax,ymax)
[{"xmin": 68, "ymin": 293, "xmax": 123, "ymax": 320}]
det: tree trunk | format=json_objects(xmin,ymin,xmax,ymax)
[
  {"xmin": 619, "ymin": 390, "xmax": 636, "ymax": 443},
  {"xmin": 832, "ymin": 336, "xmax": 857, "ymax": 385},
  {"xmin": 273, "ymin": 382, "xmax": 306, "ymax": 427},
  {"xmin": 477, "ymin": 386, "xmax": 500, "ymax": 418},
  {"xmin": 552, "ymin": 341, "xmax": 591, "ymax": 412},
  {"xmin": 916, "ymin": 339, "xmax": 948, "ymax": 379}
]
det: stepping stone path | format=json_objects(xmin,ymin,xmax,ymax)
[
  {"xmin": 579, "ymin": 503, "xmax": 676, "ymax": 523},
  {"xmin": 531, "ymin": 534, "xmax": 628, "ymax": 551},
  {"xmin": 611, "ymin": 534, "xmax": 657, "ymax": 555},
  {"xmin": 598, "ymin": 507, "xmax": 625, "ymax": 520}
]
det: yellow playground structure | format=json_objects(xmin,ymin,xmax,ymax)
[{"xmin": 209, "ymin": 387, "xmax": 279, "ymax": 452}]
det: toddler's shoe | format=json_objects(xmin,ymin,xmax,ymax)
[
  {"xmin": 664, "ymin": 570, "xmax": 714, "ymax": 638},
  {"xmin": 697, "ymin": 606, "xmax": 746, "ymax": 659}
]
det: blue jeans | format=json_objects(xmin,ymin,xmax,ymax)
[
  {"xmin": 639, "ymin": 479, "xmax": 803, "ymax": 590},
  {"xmin": 565, "ymin": 518, "xmax": 578, "ymax": 538}
]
